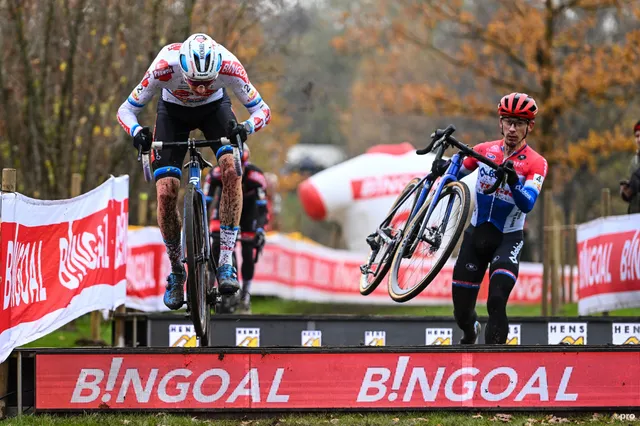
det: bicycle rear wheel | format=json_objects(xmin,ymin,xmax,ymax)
[
  {"xmin": 359, "ymin": 178, "xmax": 421, "ymax": 295},
  {"xmin": 388, "ymin": 181, "xmax": 470, "ymax": 302},
  {"xmin": 185, "ymin": 183, "xmax": 211, "ymax": 346}
]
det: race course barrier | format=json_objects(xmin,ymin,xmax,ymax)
[
  {"xmin": 7, "ymin": 346, "xmax": 639, "ymax": 413},
  {"xmin": 126, "ymin": 229, "xmax": 578, "ymax": 311}
]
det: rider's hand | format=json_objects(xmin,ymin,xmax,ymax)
[
  {"xmin": 254, "ymin": 228, "xmax": 266, "ymax": 250},
  {"xmin": 502, "ymin": 162, "xmax": 519, "ymax": 187},
  {"xmin": 228, "ymin": 120, "xmax": 248, "ymax": 145},
  {"xmin": 133, "ymin": 126, "xmax": 152, "ymax": 153}
]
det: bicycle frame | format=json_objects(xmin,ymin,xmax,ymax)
[{"xmin": 181, "ymin": 146, "xmax": 213, "ymax": 267}]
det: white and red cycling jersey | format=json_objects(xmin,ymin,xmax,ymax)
[
  {"xmin": 117, "ymin": 42, "xmax": 271, "ymax": 137},
  {"xmin": 461, "ymin": 140, "xmax": 548, "ymax": 233}
]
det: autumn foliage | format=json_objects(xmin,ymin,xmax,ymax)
[{"xmin": 335, "ymin": 0, "xmax": 640, "ymax": 182}]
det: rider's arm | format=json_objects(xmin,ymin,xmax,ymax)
[
  {"xmin": 219, "ymin": 54, "xmax": 271, "ymax": 135},
  {"xmin": 116, "ymin": 54, "xmax": 163, "ymax": 136},
  {"xmin": 509, "ymin": 156, "xmax": 548, "ymax": 214},
  {"xmin": 458, "ymin": 145, "xmax": 483, "ymax": 178}
]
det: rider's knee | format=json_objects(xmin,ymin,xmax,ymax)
[
  {"xmin": 219, "ymin": 160, "xmax": 241, "ymax": 186},
  {"xmin": 486, "ymin": 273, "xmax": 515, "ymax": 316},
  {"xmin": 156, "ymin": 177, "xmax": 180, "ymax": 205}
]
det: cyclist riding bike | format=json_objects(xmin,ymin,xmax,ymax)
[
  {"xmin": 452, "ymin": 92, "xmax": 548, "ymax": 344},
  {"xmin": 117, "ymin": 33, "xmax": 271, "ymax": 310},
  {"xmin": 204, "ymin": 143, "xmax": 269, "ymax": 313}
]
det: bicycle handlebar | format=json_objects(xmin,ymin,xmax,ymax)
[
  {"xmin": 417, "ymin": 125, "xmax": 510, "ymax": 195},
  {"xmin": 140, "ymin": 136, "xmax": 243, "ymax": 183}
]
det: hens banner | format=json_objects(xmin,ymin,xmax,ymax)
[
  {"xmin": 0, "ymin": 176, "xmax": 129, "ymax": 362},
  {"xmin": 577, "ymin": 213, "xmax": 640, "ymax": 315}
]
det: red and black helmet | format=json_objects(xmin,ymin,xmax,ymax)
[
  {"xmin": 633, "ymin": 120, "xmax": 640, "ymax": 133},
  {"xmin": 498, "ymin": 92, "xmax": 538, "ymax": 120}
]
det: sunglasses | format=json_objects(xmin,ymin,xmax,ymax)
[
  {"xmin": 186, "ymin": 77, "xmax": 215, "ymax": 88},
  {"xmin": 501, "ymin": 117, "xmax": 529, "ymax": 129}
]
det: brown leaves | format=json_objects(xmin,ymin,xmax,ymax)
[{"xmin": 490, "ymin": 413, "xmax": 513, "ymax": 422}]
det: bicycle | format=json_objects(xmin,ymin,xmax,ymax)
[
  {"xmin": 138, "ymin": 134, "xmax": 244, "ymax": 346},
  {"xmin": 359, "ymin": 125, "xmax": 510, "ymax": 302}
]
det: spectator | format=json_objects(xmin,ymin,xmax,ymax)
[{"xmin": 620, "ymin": 120, "xmax": 640, "ymax": 214}]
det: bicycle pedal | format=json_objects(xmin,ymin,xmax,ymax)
[{"xmin": 359, "ymin": 264, "xmax": 369, "ymax": 275}]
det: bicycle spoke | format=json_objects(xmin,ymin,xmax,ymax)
[
  {"xmin": 396, "ymin": 194, "xmax": 462, "ymax": 290},
  {"xmin": 389, "ymin": 182, "xmax": 470, "ymax": 301}
]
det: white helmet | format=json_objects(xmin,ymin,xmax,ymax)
[{"xmin": 178, "ymin": 33, "xmax": 222, "ymax": 84}]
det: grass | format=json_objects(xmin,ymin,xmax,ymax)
[
  {"xmin": 4, "ymin": 411, "xmax": 629, "ymax": 426},
  {"xmin": 21, "ymin": 313, "xmax": 113, "ymax": 349}
]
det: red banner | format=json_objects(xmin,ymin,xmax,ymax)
[
  {"xmin": 577, "ymin": 214, "xmax": 640, "ymax": 315},
  {"xmin": 0, "ymin": 177, "xmax": 129, "ymax": 362},
  {"xmin": 125, "ymin": 229, "xmax": 577, "ymax": 310},
  {"xmin": 125, "ymin": 227, "xmax": 171, "ymax": 312},
  {"xmin": 253, "ymin": 234, "xmax": 575, "ymax": 305},
  {"xmin": 36, "ymin": 350, "xmax": 639, "ymax": 410}
]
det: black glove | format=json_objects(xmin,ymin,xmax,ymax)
[
  {"xmin": 228, "ymin": 120, "xmax": 248, "ymax": 145},
  {"xmin": 133, "ymin": 126, "xmax": 152, "ymax": 153},
  {"xmin": 502, "ymin": 161, "xmax": 519, "ymax": 187},
  {"xmin": 254, "ymin": 228, "xmax": 266, "ymax": 250}
]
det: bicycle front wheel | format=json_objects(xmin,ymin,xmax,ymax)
[
  {"xmin": 185, "ymin": 183, "xmax": 211, "ymax": 346},
  {"xmin": 359, "ymin": 178, "xmax": 421, "ymax": 295},
  {"xmin": 388, "ymin": 181, "xmax": 470, "ymax": 302}
]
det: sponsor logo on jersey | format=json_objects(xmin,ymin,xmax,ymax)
[
  {"xmin": 220, "ymin": 60, "xmax": 248, "ymax": 83},
  {"xmin": 518, "ymin": 154, "xmax": 527, "ymax": 160},
  {"xmin": 254, "ymin": 116, "xmax": 264, "ymax": 130},
  {"xmin": 263, "ymin": 107, "xmax": 271, "ymax": 124},
  {"xmin": 486, "ymin": 153, "xmax": 496, "ymax": 160},
  {"xmin": 141, "ymin": 71, "xmax": 151, "ymax": 87},
  {"xmin": 509, "ymin": 241, "xmax": 524, "ymax": 263},
  {"xmin": 532, "ymin": 173, "xmax": 544, "ymax": 191},
  {"xmin": 153, "ymin": 59, "xmax": 174, "ymax": 81}
]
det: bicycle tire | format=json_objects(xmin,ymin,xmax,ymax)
[
  {"xmin": 185, "ymin": 183, "xmax": 211, "ymax": 345},
  {"xmin": 359, "ymin": 177, "xmax": 421, "ymax": 295},
  {"xmin": 388, "ymin": 181, "xmax": 470, "ymax": 302}
]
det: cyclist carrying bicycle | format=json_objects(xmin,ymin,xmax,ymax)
[
  {"xmin": 204, "ymin": 143, "xmax": 269, "ymax": 313},
  {"xmin": 117, "ymin": 33, "xmax": 271, "ymax": 310},
  {"xmin": 453, "ymin": 92, "xmax": 548, "ymax": 344}
]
